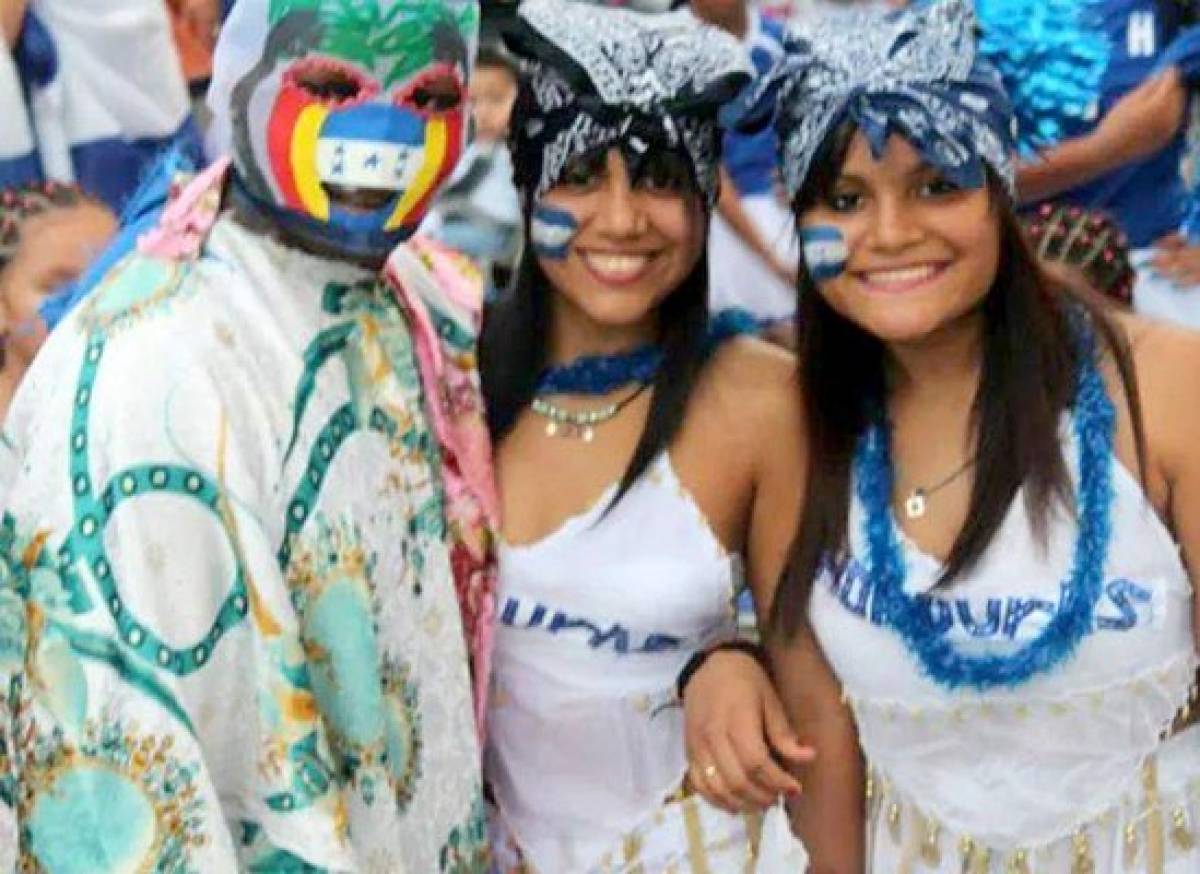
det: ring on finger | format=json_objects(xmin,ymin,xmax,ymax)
[{"xmin": 700, "ymin": 763, "xmax": 719, "ymax": 781}]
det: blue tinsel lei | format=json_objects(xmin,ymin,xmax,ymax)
[
  {"xmin": 976, "ymin": 0, "xmax": 1110, "ymax": 156},
  {"xmin": 853, "ymin": 325, "xmax": 1115, "ymax": 690}
]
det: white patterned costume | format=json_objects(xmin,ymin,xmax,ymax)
[{"xmin": 0, "ymin": 159, "xmax": 497, "ymax": 873}]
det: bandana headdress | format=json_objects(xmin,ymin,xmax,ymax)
[
  {"xmin": 504, "ymin": 0, "xmax": 752, "ymax": 206},
  {"xmin": 739, "ymin": 0, "xmax": 1017, "ymax": 201}
]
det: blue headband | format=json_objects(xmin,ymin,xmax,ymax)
[{"xmin": 734, "ymin": 0, "xmax": 1018, "ymax": 201}]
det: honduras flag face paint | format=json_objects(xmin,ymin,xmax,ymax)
[
  {"xmin": 530, "ymin": 203, "xmax": 579, "ymax": 261},
  {"xmin": 801, "ymin": 225, "xmax": 848, "ymax": 282}
]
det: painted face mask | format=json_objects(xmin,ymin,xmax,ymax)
[{"xmin": 207, "ymin": 0, "xmax": 479, "ymax": 259}]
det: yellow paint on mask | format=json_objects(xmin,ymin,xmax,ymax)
[
  {"xmin": 385, "ymin": 117, "xmax": 447, "ymax": 231},
  {"xmin": 293, "ymin": 105, "xmax": 330, "ymax": 221}
]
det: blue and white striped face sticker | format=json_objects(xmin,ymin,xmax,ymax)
[
  {"xmin": 530, "ymin": 202, "xmax": 579, "ymax": 261},
  {"xmin": 801, "ymin": 225, "xmax": 848, "ymax": 282}
]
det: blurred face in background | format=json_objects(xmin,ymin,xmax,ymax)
[
  {"xmin": 0, "ymin": 201, "xmax": 116, "ymax": 370},
  {"xmin": 470, "ymin": 63, "xmax": 517, "ymax": 143}
]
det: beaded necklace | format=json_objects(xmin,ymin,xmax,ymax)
[{"xmin": 853, "ymin": 325, "xmax": 1115, "ymax": 690}]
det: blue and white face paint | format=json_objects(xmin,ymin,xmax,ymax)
[
  {"xmin": 530, "ymin": 203, "xmax": 580, "ymax": 261},
  {"xmin": 801, "ymin": 225, "xmax": 848, "ymax": 282}
]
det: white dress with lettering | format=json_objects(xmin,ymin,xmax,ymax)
[
  {"xmin": 810, "ymin": 430, "xmax": 1200, "ymax": 873},
  {"xmin": 486, "ymin": 454, "xmax": 806, "ymax": 873}
]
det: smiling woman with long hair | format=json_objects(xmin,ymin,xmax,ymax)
[
  {"xmin": 696, "ymin": 1, "xmax": 1200, "ymax": 871},
  {"xmin": 479, "ymin": 1, "xmax": 815, "ymax": 870}
]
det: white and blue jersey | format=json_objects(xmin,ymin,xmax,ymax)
[{"xmin": 1049, "ymin": 0, "xmax": 1190, "ymax": 247}]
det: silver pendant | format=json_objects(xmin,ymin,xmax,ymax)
[
  {"xmin": 546, "ymin": 421, "xmax": 559, "ymax": 437},
  {"xmin": 581, "ymin": 426, "xmax": 595, "ymax": 443},
  {"xmin": 904, "ymin": 490, "xmax": 927, "ymax": 520}
]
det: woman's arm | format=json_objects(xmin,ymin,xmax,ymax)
[
  {"xmin": 681, "ymin": 342, "xmax": 813, "ymax": 812},
  {"xmin": 1017, "ymin": 69, "xmax": 1185, "ymax": 203},
  {"xmin": 767, "ymin": 625, "xmax": 865, "ymax": 873},
  {"xmin": 740, "ymin": 348, "xmax": 864, "ymax": 871},
  {"xmin": 683, "ymin": 341, "xmax": 864, "ymax": 869},
  {"xmin": 1132, "ymin": 320, "xmax": 1200, "ymax": 650}
]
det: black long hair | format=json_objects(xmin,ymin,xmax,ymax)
[
  {"xmin": 480, "ymin": 216, "xmax": 711, "ymax": 506},
  {"xmin": 772, "ymin": 122, "xmax": 1148, "ymax": 637}
]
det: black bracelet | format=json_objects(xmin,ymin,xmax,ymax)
[{"xmin": 675, "ymin": 639, "xmax": 768, "ymax": 701}]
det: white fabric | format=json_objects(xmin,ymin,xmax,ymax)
[
  {"xmin": 0, "ymin": 216, "xmax": 485, "ymax": 871},
  {"xmin": 0, "ymin": 47, "xmax": 36, "ymax": 170},
  {"xmin": 487, "ymin": 453, "xmax": 771, "ymax": 871},
  {"xmin": 1131, "ymin": 247, "xmax": 1200, "ymax": 330},
  {"xmin": 27, "ymin": 0, "xmax": 189, "ymax": 168},
  {"xmin": 708, "ymin": 192, "xmax": 798, "ymax": 323},
  {"xmin": 204, "ymin": 0, "xmax": 270, "ymax": 162},
  {"xmin": 810, "ymin": 426, "xmax": 1200, "ymax": 870}
]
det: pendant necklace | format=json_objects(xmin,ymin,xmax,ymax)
[
  {"xmin": 902, "ymin": 455, "xmax": 976, "ymax": 519},
  {"xmin": 531, "ymin": 384, "xmax": 648, "ymax": 442}
]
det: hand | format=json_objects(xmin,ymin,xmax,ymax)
[
  {"xmin": 1095, "ymin": 68, "xmax": 1187, "ymax": 166},
  {"xmin": 1152, "ymin": 234, "xmax": 1200, "ymax": 286},
  {"xmin": 683, "ymin": 649, "xmax": 815, "ymax": 813}
]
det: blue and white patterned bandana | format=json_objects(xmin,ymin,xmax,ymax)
[
  {"xmin": 504, "ymin": 0, "xmax": 752, "ymax": 206},
  {"xmin": 737, "ymin": 0, "xmax": 1018, "ymax": 201}
]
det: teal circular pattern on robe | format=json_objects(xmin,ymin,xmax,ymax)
[
  {"xmin": 27, "ymin": 765, "xmax": 157, "ymax": 873},
  {"xmin": 304, "ymin": 577, "xmax": 386, "ymax": 749},
  {"xmin": 77, "ymin": 255, "xmax": 188, "ymax": 336}
]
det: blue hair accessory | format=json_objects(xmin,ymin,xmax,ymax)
[
  {"xmin": 853, "ymin": 321, "xmax": 1115, "ymax": 690},
  {"xmin": 530, "ymin": 203, "xmax": 579, "ymax": 261},
  {"xmin": 733, "ymin": 0, "xmax": 1017, "ymax": 200},
  {"xmin": 976, "ymin": 0, "xmax": 1109, "ymax": 156},
  {"xmin": 536, "ymin": 307, "xmax": 761, "ymax": 395},
  {"xmin": 801, "ymin": 225, "xmax": 848, "ymax": 281}
]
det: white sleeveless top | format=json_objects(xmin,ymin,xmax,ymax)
[
  {"xmin": 810, "ymin": 432, "xmax": 1200, "ymax": 872},
  {"xmin": 486, "ymin": 454, "xmax": 743, "ymax": 872}
]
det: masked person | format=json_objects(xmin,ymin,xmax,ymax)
[{"xmin": 0, "ymin": 1, "xmax": 499, "ymax": 871}]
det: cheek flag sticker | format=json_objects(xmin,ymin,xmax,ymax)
[
  {"xmin": 801, "ymin": 225, "xmax": 848, "ymax": 281},
  {"xmin": 530, "ymin": 203, "xmax": 579, "ymax": 260}
]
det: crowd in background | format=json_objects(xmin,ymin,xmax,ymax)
[{"xmin": 4, "ymin": 0, "xmax": 1200, "ymax": 412}]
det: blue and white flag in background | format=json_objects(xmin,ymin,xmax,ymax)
[
  {"xmin": 0, "ymin": 0, "xmax": 198, "ymax": 212},
  {"xmin": 0, "ymin": 47, "xmax": 39, "ymax": 188}
]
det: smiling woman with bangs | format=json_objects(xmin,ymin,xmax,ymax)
[
  {"xmin": 478, "ymin": 1, "xmax": 817, "ymax": 870},
  {"xmin": 699, "ymin": 1, "xmax": 1200, "ymax": 871}
]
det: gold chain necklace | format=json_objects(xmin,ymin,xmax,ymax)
[
  {"xmin": 531, "ymin": 385, "xmax": 648, "ymax": 442},
  {"xmin": 902, "ymin": 456, "xmax": 976, "ymax": 519}
]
